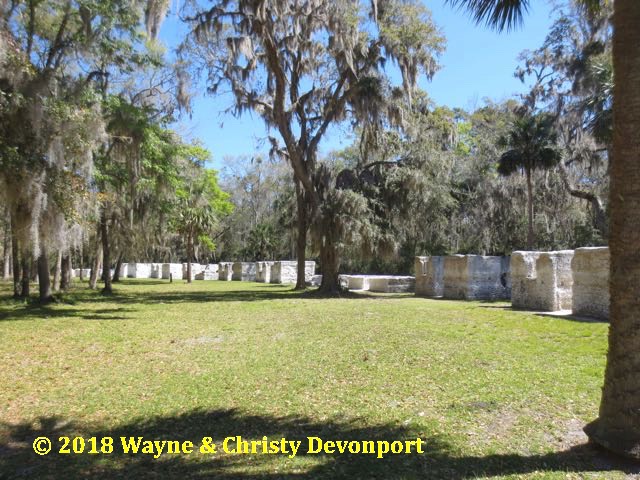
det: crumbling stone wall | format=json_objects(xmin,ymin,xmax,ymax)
[
  {"xmin": 255, "ymin": 261, "xmax": 275, "ymax": 283},
  {"xmin": 443, "ymin": 255, "xmax": 510, "ymax": 300},
  {"xmin": 414, "ymin": 256, "xmax": 444, "ymax": 297},
  {"xmin": 270, "ymin": 261, "xmax": 316, "ymax": 284},
  {"xmin": 128, "ymin": 263, "xmax": 152, "ymax": 279},
  {"xmin": 218, "ymin": 262, "xmax": 234, "ymax": 281},
  {"xmin": 161, "ymin": 263, "xmax": 182, "ymax": 280},
  {"xmin": 368, "ymin": 276, "xmax": 415, "ymax": 293},
  {"xmin": 511, "ymin": 250, "xmax": 574, "ymax": 311},
  {"xmin": 195, "ymin": 264, "xmax": 219, "ymax": 280},
  {"xmin": 572, "ymin": 247, "xmax": 609, "ymax": 320},
  {"xmin": 232, "ymin": 262, "xmax": 256, "ymax": 281},
  {"xmin": 150, "ymin": 263, "xmax": 162, "ymax": 279}
]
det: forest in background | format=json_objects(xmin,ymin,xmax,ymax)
[{"xmin": 0, "ymin": 0, "xmax": 611, "ymax": 294}]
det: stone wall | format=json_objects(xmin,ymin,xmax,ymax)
[
  {"xmin": 414, "ymin": 256, "xmax": 444, "ymax": 297},
  {"xmin": 345, "ymin": 275, "xmax": 372, "ymax": 291},
  {"xmin": 195, "ymin": 264, "xmax": 219, "ymax": 281},
  {"xmin": 255, "ymin": 261, "xmax": 275, "ymax": 283},
  {"xmin": 368, "ymin": 276, "xmax": 415, "ymax": 293},
  {"xmin": 443, "ymin": 255, "xmax": 510, "ymax": 300},
  {"xmin": 232, "ymin": 262, "xmax": 256, "ymax": 281},
  {"xmin": 572, "ymin": 247, "xmax": 609, "ymax": 320},
  {"xmin": 270, "ymin": 261, "xmax": 316, "ymax": 284},
  {"xmin": 128, "ymin": 263, "xmax": 152, "ymax": 279},
  {"xmin": 150, "ymin": 263, "xmax": 162, "ymax": 279},
  {"xmin": 162, "ymin": 263, "xmax": 183, "ymax": 280},
  {"xmin": 218, "ymin": 262, "xmax": 234, "ymax": 281},
  {"xmin": 511, "ymin": 250, "xmax": 573, "ymax": 311}
]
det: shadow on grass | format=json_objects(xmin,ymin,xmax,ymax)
[{"xmin": 1, "ymin": 409, "xmax": 638, "ymax": 479}]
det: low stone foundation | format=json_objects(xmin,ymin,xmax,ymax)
[
  {"xmin": 368, "ymin": 276, "xmax": 415, "ymax": 293},
  {"xmin": 572, "ymin": 247, "xmax": 609, "ymax": 320},
  {"xmin": 511, "ymin": 250, "xmax": 573, "ymax": 311},
  {"xmin": 414, "ymin": 256, "xmax": 444, "ymax": 297},
  {"xmin": 345, "ymin": 275, "xmax": 372, "ymax": 291},
  {"xmin": 443, "ymin": 255, "xmax": 510, "ymax": 300}
]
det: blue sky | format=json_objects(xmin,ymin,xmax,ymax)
[{"xmin": 160, "ymin": 1, "xmax": 557, "ymax": 169}]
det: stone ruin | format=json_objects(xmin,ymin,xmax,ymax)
[
  {"xmin": 162, "ymin": 263, "xmax": 183, "ymax": 280},
  {"xmin": 270, "ymin": 261, "xmax": 316, "ymax": 284},
  {"xmin": 232, "ymin": 262, "xmax": 257, "ymax": 281},
  {"xmin": 572, "ymin": 247, "xmax": 609, "ymax": 320},
  {"xmin": 195, "ymin": 264, "xmax": 219, "ymax": 281},
  {"xmin": 127, "ymin": 263, "xmax": 152, "ymax": 279},
  {"xmin": 368, "ymin": 276, "xmax": 415, "ymax": 293},
  {"xmin": 341, "ymin": 274, "xmax": 415, "ymax": 293},
  {"xmin": 442, "ymin": 255, "xmax": 510, "ymax": 300},
  {"xmin": 414, "ymin": 256, "xmax": 444, "ymax": 297},
  {"xmin": 218, "ymin": 262, "xmax": 234, "ymax": 281},
  {"xmin": 150, "ymin": 263, "xmax": 162, "ymax": 279},
  {"xmin": 510, "ymin": 250, "xmax": 574, "ymax": 311},
  {"xmin": 255, "ymin": 261, "xmax": 275, "ymax": 283}
]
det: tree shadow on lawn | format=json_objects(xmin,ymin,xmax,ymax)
[{"xmin": 1, "ymin": 409, "xmax": 638, "ymax": 480}]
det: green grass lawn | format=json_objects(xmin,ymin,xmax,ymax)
[{"xmin": 0, "ymin": 279, "xmax": 636, "ymax": 479}]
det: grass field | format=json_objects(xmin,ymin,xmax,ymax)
[{"xmin": 0, "ymin": 279, "xmax": 637, "ymax": 479}]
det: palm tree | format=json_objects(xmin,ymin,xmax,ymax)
[
  {"xmin": 450, "ymin": 0, "xmax": 640, "ymax": 459},
  {"xmin": 497, "ymin": 113, "xmax": 561, "ymax": 249}
]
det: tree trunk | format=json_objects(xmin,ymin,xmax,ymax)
[
  {"xmin": 186, "ymin": 233, "xmax": 193, "ymax": 283},
  {"xmin": 2, "ymin": 223, "xmax": 10, "ymax": 280},
  {"xmin": 525, "ymin": 167, "xmax": 534, "ymax": 250},
  {"xmin": 318, "ymin": 235, "xmax": 341, "ymax": 294},
  {"xmin": 295, "ymin": 183, "xmax": 308, "ymax": 290},
  {"xmin": 37, "ymin": 251, "xmax": 54, "ymax": 303},
  {"xmin": 53, "ymin": 250, "xmax": 62, "ymax": 292},
  {"xmin": 79, "ymin": 242, "xmax": 84, "ymax": 281},
  {"xmin": 558, "ymin": 162, "xmax": 608, "ymax": 237},
  {"xmin": 112, "ymin": 252, "xmax": 123, "ymax": 282},
  {"xmin": 10, "ymin": 214, "xmax": 20, "ymax": 298},
  {"xmin": 20, "ymin": 254, "xmax": 30, "ymax": 298},
  {"xmin": 60, "ymin": 253, "xmax": 71, "ymax": 291},
  {"xmin": 100, "ymin": 211, "xmax": 112, "ymax": 294},
  {"xmin": 584, "ymin": 0, "xmax": 640, "ymax": 459},
  {"xmin": 89, "ymin": 242, "xmax": 102, "ymax": 290}
]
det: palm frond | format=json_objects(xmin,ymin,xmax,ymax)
[{"xmin": 447, "ymin": 0, "xmax": 530, "ymax": 32}]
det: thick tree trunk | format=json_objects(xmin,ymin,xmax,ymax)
[
  {"xmin": 2, "ymin": 223, "xmax": 10, "ymax": 280},
  {"xmin": 20, "ymin": 255, "xmax": 30, "ymax": 298},
  {"xmin": 100, "ymin": 211, "xmax": 112, "ymax": 294},
  {"xmin": 318, "ymin": 236, "xmax": 341, "ymax": 295},
  {"xmin": 584, "ymin": 0, "xmax": 640, "ymax": 459},
  {"xmin": 53, "ymin": 250, "xmax": 62, "ymax": 292},
  {"xmin": 10, "ymin": 215, "xmax": 20, "ymax": 298},
  {"xmin": 37, "ymin": 252, "xmax": 54, "ymax": 303},
  {"xmin": 526, "ymin": 167, "xmax": 534, "ymax": 250},
  {"xmin": 295, "ymin": 183, "xmax": 308, "ymax": 290},
  {"xmin": 112, "ymin": 252, "xmax": 123, "ymax": 282},
  {"xmin": 89, "ymin": 242, "xmax": 102, "ymax": 290},
  {"xmin": 60, "ymin": 253, "xmax": 71, "ymax": 291}
]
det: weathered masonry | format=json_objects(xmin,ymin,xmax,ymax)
[{"xmin": 510, "ymin": 250, "xmax": 574, "ymax": 311}]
